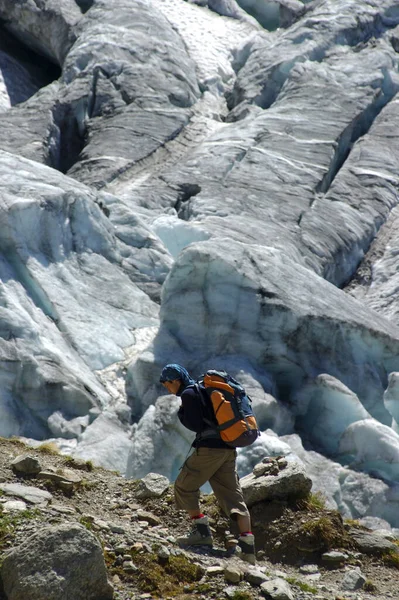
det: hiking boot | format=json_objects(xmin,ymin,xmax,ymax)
[
  {"xmin": 176, "ymin": 516, "xmax": 213, "ymax": 548},
  {"xmin": 238, "ymin": 533, "xmax": 256, "ymax": 565}
]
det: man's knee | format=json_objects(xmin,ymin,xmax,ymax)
[
  {"xmin": 175, "ymin": 464, "xmax": 200, "ymax": 496},
  {"xmin": 175, "ymin": 466, "xmax": 196, "ymax": 493}
]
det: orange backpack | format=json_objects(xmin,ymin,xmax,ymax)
[{"xmin": 198, "ymin": 370, "xmax": 259, "ymax": 448}]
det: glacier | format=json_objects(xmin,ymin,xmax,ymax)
[{"xmin": 0, "ymin": 0, "xmax": 399, "ymax": 528}]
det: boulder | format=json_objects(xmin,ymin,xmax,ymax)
[
  {"xmin": 1, "ymin": 500, "xmax": 27, "ymax": 513},
  {"xmin": 224, "ymin": 565, "xmax": 244, "ymax": 583},
  {"xmin": 135, "ymin": 472, "xmax": 170, "ymax": 499},
  {"xmin": 245, "ymin": 568, "xmax": 269, "ymax": 585},
  {"xmin": 240, "ymin": 459, "xmax": 312, "ymax": 506},
  {"xmin": 11, "ymin": 455, "xmax": 42, "ymax": 475},
  {"xmin": 349, "ymin": 529, "xmax": 399, "ymax": 555},
  {"xmin": 260, "ymin": 578, "xmax": 294, "ymax": 600},
  {"xmin": 1, "ymin": 522, "xmax": 114, "ymax": 600},
  {"xmin": 37, "ymin": 467, "xmax": 83, "ymax": 492},
  {"xmin": 341, "ymin": 568, "xmax": 367, "ymax": 591},
  {"xmin": 321, "ymin": 550, "xmax": 348, "ymax": 567},
  {"xmin": 0, "ymin": 483, "xmax": 52, "ymax": 505}
]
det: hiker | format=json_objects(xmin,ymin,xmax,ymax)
[{"xmin": 159, "ymin": 363, "xmax": 256, "ymax": 564}]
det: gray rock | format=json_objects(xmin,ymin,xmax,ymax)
[
  {"xmin": 245, "ymin": 567, "xmax": 269, "ymax": 585},
  {"xmin": 156, "ymin": 545, "xmax": 170, "ymax": 560},
  {"xmin": 108, "ymin": 523, "xmax": 126, "ymax": 534},
  {"xmin": 349, "ymin": 529, "xmax": 399, "ymax": 554},
  {"xmin": 224, "ymin": 586, "xmax": 242, "ymax": 599},
  {"xmin": 321, "ymin": 550, "xmax": 348, "ymax": 566},
  {"xmin": 299, "ymin": 564, "xmax": 319, "ymax": 575},
  {"xmin": 11, "ymin": 454, "xmax": 42, "ymax": 475},
  {"xmin": 224, "ymin": 565, "xmax": 243, "ymax": 583},
  {"xmin": 206, "ymin": 565, "xmax": 224, "ymax": 576},
  {"xmin": 135, "ymin": 509, "xmax": 162, "ymax": 526},
  {"xmin": 253, "ymin": 461, "xmax": 278, "ymax": 477},
  {"xmin": 341, "ymin": 567, "xmax": 367, "ymax": 591},
  {"xmin": 372, "ymin": 528, "xmax": 397, "ymax": 541},
  {"xmin": 37, "ymin": 468, "xmax": 82, "ymax": 485},
  {"xmin": 50, "ymin": 504, "xmax": 76, "ymax": 515},
  {"xmin": 260, "ymin": 578, "xmax": 294, "ymax": 600},
  {"xmin": 1, "ymin": 500, "xmax": 27, "ymax": 512},
  {"xmin": 0, "ymin": 483, "xmax": 52, "ymax": 505},
  {"xmin": 114, "ymin": 544, "xmax": 129, "ymax": 555},
  {"xmin": 135, "ymin": 473, "xmax": 170, "ymax": 499},
  {"xmin": 93, "ymin": 519, "xmax": 110, "ymax": 532},
  {"xmin": 1, "ymin": 522, "xmax": 114, "ymax": 600},
  {"xmin": 122, "ymin": 560, "xmax": 137, "ymax": 573},
  {"xmin": 240, "ymin": 459, "xmax": 312, "ymax": 506}
]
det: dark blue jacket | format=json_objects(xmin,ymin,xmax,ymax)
[{"xmin": 178, "ymin": 385, "xmax": 230, "ymax": 449}]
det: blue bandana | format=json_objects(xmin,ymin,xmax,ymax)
[{"xmin": 159, "ymin": 363, "xmax": 195, "ymax": 393}]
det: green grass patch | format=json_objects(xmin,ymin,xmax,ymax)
[
  {"xmin": 364, "ymin": 580, "xmax": 377, "ymax": 592},
  {"xmin": 5, "ymin": 437, "xmax": 26, "ymax": 447},
  {"xmin": 344, "ymin": 518, "xmax": 361, "ymax": 527},
  {"xmin": 129, "ymin": 550, "xmax": 203, "ymax": 597},
  {"xmin": 0, "ymin": 509, "xmax": 40, "ymax": 553},
  {"xmin": 297, "ymin": 492, "xmax": 327, "ymax": 511},
  {"xmin": 62, "ymin": 456, "xmax": 94, "ymax": 471},
  {"xmin": 286, "ymin": 576, "xmax": 317, "ymax": 593},
  {"xmin": 36, "ymin": 442, "xmax": 60, "ymax": 455},
  {"xmin": 299, "ymin": 515, "xmax": 344, "ymax": 550},
  {"xmin": 228, "ymin": 590, "xmax": 254, "ymax": 600},
  {"xmin": 382, "ymin": 549, "xmax": 399, "ymax": 569},
  {"xmin": 79, "ymin": 516, "xmax": 94, "ymax": 531},
  {"xmin": 77, "ymin": 479, "xmax": 97, "ymax": 490}
]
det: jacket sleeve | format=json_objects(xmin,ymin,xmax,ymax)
[{"xmin": 177, "ymin": 387, "xmax": 204, "ymax": 432}]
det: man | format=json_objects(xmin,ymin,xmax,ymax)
[{"xmin": 159, "ymin": 363, "xmax": 256, "ymax": 564}]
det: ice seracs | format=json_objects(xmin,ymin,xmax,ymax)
[
  {"xmin": 339, "ymin": 419, "xmax": 399, "ymax": 483},
  {"xmin": 384, "ymin": 372, "xmax": 399, "ymax": 433},
  {"xmin": 294, "ymin": 375, "xmax": 371, "ymax": 455},
  {"xmin": 0, "ymin": 0, "xmax": 399, "ymax": 529}
]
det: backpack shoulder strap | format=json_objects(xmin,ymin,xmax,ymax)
[{"xmin": 193, "ymin": 382, "xmax": 221, "ymax": 438}]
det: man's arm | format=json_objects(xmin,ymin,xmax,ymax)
[{"xmin": 177, "ymin": 387, "xmax": 204, "ymax": 432}]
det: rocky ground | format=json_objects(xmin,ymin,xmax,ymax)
[{"xmin": 0, "ymin": 438, "xmax": 398, "ymax": 600}]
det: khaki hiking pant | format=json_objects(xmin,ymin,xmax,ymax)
[{"xmin": 174, "ymin": 447, "xmax": 249, "ymax": 519}]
